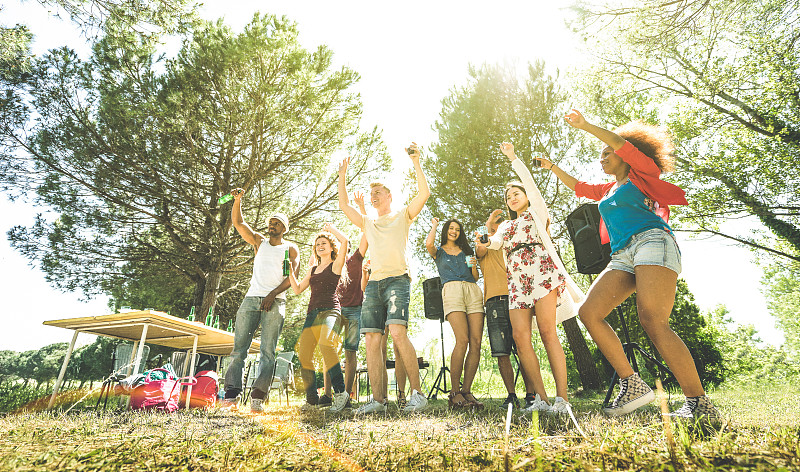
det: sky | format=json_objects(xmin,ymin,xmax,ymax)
[{"xmin": 0, "ymin": 0, "xmax": 784, "ymax": 353}]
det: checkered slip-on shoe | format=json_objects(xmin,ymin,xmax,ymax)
[{"xmin": 603, "ymin": 372, "xmax": 655, "ymax": 416}]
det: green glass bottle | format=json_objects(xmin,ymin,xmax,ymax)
[
  {"xmin": 283, "ymin": 249, "xmax": 291, "ymax": 277},
  {"xmin": 213, "ymin": 315, "xmax": 220, "ymax": 330},
  {"xmin": 205, "ymin": 306, "xmax": 213, "ymax": 326},
  {"xmin": 227, "ymin": 319, "xmax": 234, "ymax": 332},
  {"xmin": 217, "ymin": 193, "xmax": 233, "ymax": 204},
  {"xmin": 188, "ymin": 306, "xmax": 195, "ymax": 322}
]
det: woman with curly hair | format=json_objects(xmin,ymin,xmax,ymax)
[
  {"xmin": 426, "ymin": 218, "xmax": 484, "ymax": 409},
  {"xmin": 289, "ymin": 223, "xmax": 351, "ymax": 412},
  {"xmin": 541, "ymin": 109, "xmax": 720, "ymax": 421},
  {"xmin": 477, "ymin": 143, "xmax": 585, "ymax": 415}
]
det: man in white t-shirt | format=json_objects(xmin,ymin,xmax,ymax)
[
  {"xmin": 337, "ymin": 143, "xmax": 430, "ymax": 414},
  {"xmin": 220, "ymin": 188, "xmax": 299, "ymax": 413}
]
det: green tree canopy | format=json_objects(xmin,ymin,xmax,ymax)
[
  {"xmin": 1, "ymin": 13, "xmax": 389, "ymax": 321},
  {"xmin": 570, "ymin": 0, "xmax": 800, "ymax": 263}
]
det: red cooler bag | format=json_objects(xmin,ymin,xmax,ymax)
[
  {"xmin": 131, "ymin": 368, "xmax": 196, "ymax": 412},
  {"xmin": 180, "ymin": 370, "xmax": 219, "ymax": 409}
]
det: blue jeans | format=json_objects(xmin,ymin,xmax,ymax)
[
  {"xmin": 360, "ymin": 274, "xmax": 411, "ymax": 334},
  {"xmin": 340, "ymin": 306, "xmax": 362, "ymax": 352},
  {"xmin": 224, "ymin": 296, "xmax": 285, "ymax": 397}
]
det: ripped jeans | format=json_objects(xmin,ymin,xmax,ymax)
[{"xmin": 360, "ymin": 274, "xmax": 411, "ymax": 335}]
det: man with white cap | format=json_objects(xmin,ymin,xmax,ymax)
[{"xmin": 220, "ymin": 188, "xmax": 299, "ymax": 412}]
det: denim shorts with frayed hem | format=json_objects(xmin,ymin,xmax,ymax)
[
  {"xmin": 340, "ymin": 306, "xmax": 361, "ymax": 352},
  {"xmin": 360, "ymin": 274, "xmax": 411, "ymax": 334},
  {"xmin": 608, "ymin": 228, "xmax": 682, "ymax": 275},
  {"xmin": 485, "ymin": 295, "xmax": 514, "ymax": 357}
]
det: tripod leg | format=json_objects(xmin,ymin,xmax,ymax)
[
  {"xmin": 602, "ymin": 371, "xmax": 620, "ymax": 408},
  {"xmin": 631, "ymin": 344, "xmax": 675, "ymax": 382}
]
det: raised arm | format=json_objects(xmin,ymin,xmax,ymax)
[
  {"xmin": 425, "ymin": 217, "xmax": 439, "ymax": 258},
  {"xmin": 405, "ymin": 142, "xmax": 431, "ymax": 219},
  {"xmin": 500, "ymin": 142, "xmax": 549, "ymax": 227},
  {"xmin": 564, "ymin": 109, "xmax": 626, "ymax": 151},
  {"xmin": 353, "ymin": 191, "xmax": 368, "ymax": 216},
  {"xmin": 289, "ymin": 248, "xmax": 314, "ymax": 295},
  {"xmin": 534, "ymin": 155, "xmax": 579, "ymax": 192},
  {"xmin": 475, "ymin": 209, "xmax": 503, "ymax": 258},
  {"xmin": 231, "ymin": 188, "xmax": 261, "ymax": 248},
  {"xmin": 338, "ymin": 158, "xmax": 365, "ymax": 229},
  {"xmin": 357, "ymin": 232, "xmax": 368, "ymax": 257},
  {"xmin": 323, "ymin": 223, "xmax": 349, "ymax": 276}
]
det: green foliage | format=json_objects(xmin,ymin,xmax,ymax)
[
  {"xmin": 705, "ymin": 305, "xmax": 799, "ymax": 384},
  {"xmin": 0, "ymin": 382, "xmax": 51, "ymax": 413},
  {"xmin": 1, "ymin": 13, "xmax": 389, "ymax": 323},
  {"xmin": 571, "ymin": 0, "xmax": 800, "ymax": 263},
  {"xmin": 762, "ymin": 258, "xmax": 800, "ymax": 358}
]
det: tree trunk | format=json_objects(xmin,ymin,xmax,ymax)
[
  {"xmin": 199, "ymin": 269, "xmax": 223, "ymax": 322},
  {"xmin": 562, "ymin": 317, "xmax": 603, "ymax": 391}
]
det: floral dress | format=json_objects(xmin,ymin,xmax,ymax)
[{"xmin": 500, "ymin": 210, "xmax": 567, "ymax": 310}]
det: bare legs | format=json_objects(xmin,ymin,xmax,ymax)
[
  {"xmin": 579, "ymin": 267, "xmax": 705, "ymax": 397},
  {"xmin": 447, "ymin": 311, "xmax": 485, "ymax": 401}
]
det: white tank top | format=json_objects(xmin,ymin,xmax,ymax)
[{"xmin": 245, "ymin": 238, "xmax": 290, "ymax": 298}]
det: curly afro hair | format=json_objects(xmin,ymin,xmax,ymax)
[{"xmin": 613, "ymin": 120, "xmax": 676, "ymax": 173}]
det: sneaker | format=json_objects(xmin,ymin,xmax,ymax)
[
  {"xmin": 218, "ymin": 396, "xmax": 239, "ymax": 408},
  {"xmin": 668, "ymin": 395, "xmax": 722, "ymax": 424},
  {"xmin": 397, "ymin": 393, "xmax": 407, "ymax": 409},
  {"xmin": 501, "ymin": 393, "xmax": 519, "ymax": 410},
  {"xmin": 354, "ymin": 398, "xmax": 387, "ymax": 415},
  {"xmin": 403, "ymin": 389, "xmax": 428, "ymax": 413},
  {"xmin": 603, "ymin": 372, "xmax": 655, "ymax": 416},
  {"xmin": 317, "ymin": 394, "xmax": 332, "ymax": 407},
  {"xmin": 330, "ymin": 392, "xmax": 350, "ymax": 413},
  {"xmin": 548, "ymin": 397, "xmax": 571, "ymax": 415},
  {"xmin": 521, "ymin": 393, "xmax": 551, "ymax": 413},
  {"xmin": 250, "ymin": 398, "xmax": 264, "ymax": 413}
]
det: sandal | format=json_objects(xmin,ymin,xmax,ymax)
[
  {"xmin": 448, "ymin": 390, "xmax": 469, "ymax": 409},
  {"xmin": 462, "ymin": 391, "xmax": 485, "ymax": 410}
]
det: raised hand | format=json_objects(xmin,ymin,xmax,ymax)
[
  {"xmin": 486, "ymin": 209, "xmax": 503, "ymax": 236},
  {"xmin": 534, "ymin": 155, "xmax": 553, "ymax": 170},
  {"xmin": 406, "ymin": 142, "xmax": 421, "ymax": 160},
  {"xmin": 500, "ymin": 142, "xmax": 517, "ymax": 161},
  {"xmin": 564, "ymin": 109, "xmax": 588, "ymax": 129},
  {"xmin": 338, "ymin": 157, "xmax": 350, "ymax": 178},
  {"xmin": 353, "ymin": 191, "xmax": 366, "ymax": 213},
  {"xmin": 231, "ymin": 188, "xmax": 245, "ymax": 200},
  {"xmin": 431, "ymin": 217, "xmax": 439, "ymax": 227},
  {"xmin": 322, "ymin": 222, "xmax": 333, "ymax": 233}
]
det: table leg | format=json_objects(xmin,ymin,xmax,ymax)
[
  {"xmin": 184, "ymin": 335, "xmax": 198, "ymax": 409},
  {"xmin": 48, "ymin": 330, "xmax": 79, "ymax": 409},
  {"xmin": 132, "ymin": 324, "xmax": 149, "ymax": 375}
]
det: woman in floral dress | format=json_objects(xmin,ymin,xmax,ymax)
[{"xmin": 478, "ymin": 142, "xmax": 584, "ymax": 414}]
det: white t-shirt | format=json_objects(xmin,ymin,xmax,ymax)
[{"xmin": 363, "ymin": 206, "xmax": 413, "ymax": 281}]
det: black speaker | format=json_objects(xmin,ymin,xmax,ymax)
[
  {"xmin": 566, "ymin": 203, "xmax": 612, "ymax": 274},
  {"xmin": 422, "ymin": 277, "xmax": 444, "ymax": 320}
]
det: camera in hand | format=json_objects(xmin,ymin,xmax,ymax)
[{"xmin": 407, "ymin": 146, "xmax": 418, "ymax": 155}]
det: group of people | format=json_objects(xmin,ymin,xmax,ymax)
[{"xmin": 218, "ymin": 109, "xmax": 721, "ymax": 422}]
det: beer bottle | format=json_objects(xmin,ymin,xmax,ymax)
[
  {"xmin": 205, "ymin": 306, "xmax": 213, "ymax": 325},
  {"xmin": 217, "ymin": 193, "xmax": 234, "ymax": 204},
  {"xmin": 283, "ymin": 249, "xmax": 291, "ymax": 277},
  {"xmin": 188, "ymin": 306, "xmax": 195, "ymax": 322}
]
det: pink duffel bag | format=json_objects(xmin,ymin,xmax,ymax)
[
  {"xmin": 130, "ymin": 368, "xmax": 196, "ymax": 412},
  {"xmin": 180, "ymin": 370, "xmax": 219, "ymax": 409}
]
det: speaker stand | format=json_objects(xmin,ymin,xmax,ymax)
[
  {"xmin": 427, "ymin": 316, "xmax": 450, "ymax": 400},
  {"xmin": 602, "ymin": 305, "xmax": 675, "ymax": 407}
]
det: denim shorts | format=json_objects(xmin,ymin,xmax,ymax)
[
  {"xmin": 608, "ymin": 228, "xmax": 682, "ymax": 275},
  {"xmin": 361, "ymin": 274, "xmax": 411, "ymax": 334},
  {"xmin": 485, "ymin": 295, "xmax": 514, "ymax": 357},
  {"xmin": 340, "ymin": 306, "xmax": 361, "ymax": 352}
]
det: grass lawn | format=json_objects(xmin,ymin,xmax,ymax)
[{"xmin": 1, "ymin": 383, "xmax": 798, "ymax": 471}]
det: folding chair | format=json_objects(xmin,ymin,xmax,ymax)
[{"xmin": 267, "ymin": 351, "xmax": 295, "ymax": 405}]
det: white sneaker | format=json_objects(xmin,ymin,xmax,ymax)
[
  {"xmin": 521, "ymin": 394, "xmax": 551, "ymax": 413},
  {"xmin": 548, "ymin": 397, "xmax": 571, "ymax": 415},
  {"xmin": 330, "ymin": 392, "xmax": 350, "ymax": 413},
  {"xmin": 354, "ymin": 398, "xmax": 386, "ymax": 415},
  {"xmin": 403, "ymin": 389, "xmax": 428, "ymax": 413},
  {"xmin": 250, "ymin": 398, "xmax": 264, "ymax": 413}
]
